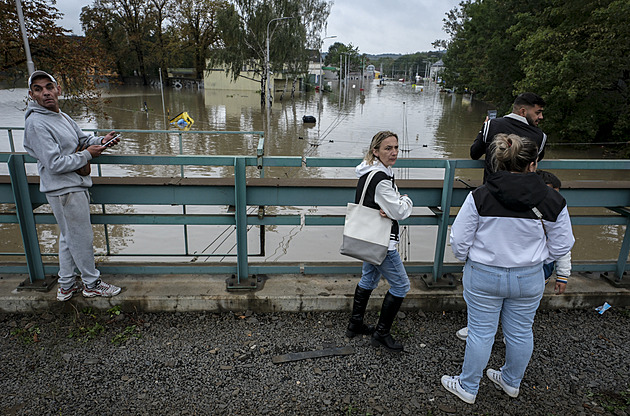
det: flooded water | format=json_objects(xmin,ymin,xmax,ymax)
[{"xmin": 0, "ymin": 81, "xmax": 626, "ymax": 265}]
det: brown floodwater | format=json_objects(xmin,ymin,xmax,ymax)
[{"xmin": 0, "ymin": 81, "xmax": 626, "ymax": 264}]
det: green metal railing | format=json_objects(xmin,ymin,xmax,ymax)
[{"xmin": 1, "ymin": 127, "xmax": 629, "ymax": 289}]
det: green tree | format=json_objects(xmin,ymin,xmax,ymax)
[
  {"xmin": 513, "ymin": 0, "xmax": 630, "ymax": 144},
  {"xmin": 438, "ymin": 0, "xmax": 529, "ymax": 107},
  {"xmin": 214, "ymin": 0, "xmax": 332, "ymax": 107},
  {"xmin": 149, "ymin": 0, "xmax": 172, "ymax": 79},
  {"xmin": 95, "ymin": 0, "xmax": 153, "ymax": 84},
  {"xmin": 0, "ymin": 0, "xmax": 64, "ymax": 79},
  {"xmin": 81, "ymin": 1, "xmax": 130, "ymax": 77},
  {"xmin": 438, "ymin": 0, "xmax": 630, "ymax": 144},
  {"xmin": 324, "ymin": 42, "xmax": 360, "ymax": 80},
  {"xmin": 169, "ymin": 0, "xmax": 226, "ymax": 80},
  {"xmin": 1, "ymin": 0, "xmax": 114, "ymax": 108}
]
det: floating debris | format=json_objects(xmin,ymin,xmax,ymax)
[{"xmin": 169, "ymin": 111, "xmax": 194, "ymax": 130}]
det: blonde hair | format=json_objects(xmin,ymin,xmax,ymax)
[
  {"xmin": 490, "ymin": 133, "xmax": 538, "ymax": 173},
  {"xmin": 365, "ymin": 131, "xmax": 398, "ymax": 164}
]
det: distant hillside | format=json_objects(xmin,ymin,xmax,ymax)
[
  {"xmin": 365, "ymin": 51, "xmax": 445, "ymax": 60},
  {"xmin": 366, "ymin": 54, "xmax": 402, "ymax": 60}
]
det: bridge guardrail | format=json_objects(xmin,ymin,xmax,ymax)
[{"xmin": 1, "ymin": 127, "xmax": 629, "ymax": 290}]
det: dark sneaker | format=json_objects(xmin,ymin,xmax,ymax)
[
  {"xmin": 82, "ymin": 280, "xmax": 121, "ymax": 298},
  {"xmin": 57, "ymin": 283, "xmax": 81, "ymax": 301}
]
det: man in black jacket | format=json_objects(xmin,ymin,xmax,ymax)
[{"xmin": 471, "ymin": 92, "xmax": 547, "ymax": 182}]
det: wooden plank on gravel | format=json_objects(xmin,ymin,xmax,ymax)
[{"xmin": 272, "ymin": 346, "xmax": 355, "ymax": 364}]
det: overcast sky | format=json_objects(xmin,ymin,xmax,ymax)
[{"xmin": 55, "ymin": 0, "xmax": 460, "ymax": 55}]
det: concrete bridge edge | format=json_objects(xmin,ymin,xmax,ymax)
[{"xmin": 0, "ymin": 273, "xmax": 628, "ymax": 314}]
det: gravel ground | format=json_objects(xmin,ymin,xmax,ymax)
[{"xmin": 1, "ymin": 306, "xmax": 629, "ymax": 416}]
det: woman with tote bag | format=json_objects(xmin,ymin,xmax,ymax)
[{"xmin": 344, "ymin": 131, "xmax": 413, "ymax": 352}]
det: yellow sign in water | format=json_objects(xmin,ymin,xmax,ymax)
[{"xmin": 169, "ymin": 111, "xmax": 194, "ymax": 130}]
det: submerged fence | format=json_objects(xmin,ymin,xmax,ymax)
[{"xmin": 1, "ymin": 127, "xmax": 629, "ymax": 290}]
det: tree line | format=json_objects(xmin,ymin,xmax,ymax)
[
  {"xmin": 436, "ymin": 0, "xmax": 630, "ymax": 145},
  {"xmin": 1, "ymin": 0, "xmax": 332, "ymax": 107}
]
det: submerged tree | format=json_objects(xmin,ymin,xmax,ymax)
[
  {"xmin": 213, "ymin": 0, "xmax": 332, "ymax": 107},
  {"xmin": 169, "ymin": 0, "xmax": 226, "ymax": 80}
]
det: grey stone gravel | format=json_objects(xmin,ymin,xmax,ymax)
[{"xmin": 1, "ymin": 307, "xmax": 629, "ymax": 415}]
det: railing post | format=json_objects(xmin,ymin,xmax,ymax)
[
  {"xmin": 226, "ymin": 156, "xmax": 260, "ymax": 290},
  {"xmin": 424, "ymin": 160, "xmax": 457, "ymax": 288},
  {"xmin": 8, "ymin": 129, "xmax": 16, "ymax": 152},
  {"xmin": 7, "ymin": 154, "xmax": 52, "ymax": 289}
]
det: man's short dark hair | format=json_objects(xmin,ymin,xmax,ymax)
[
  {"xmin": 514, "ymin": 92, "xmax": 546, "ymax": 108},
  {"xmin": 537, "ymin": 169, "xmax": 561, "ymax": 189}
]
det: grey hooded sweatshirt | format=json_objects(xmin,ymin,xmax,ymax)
[{"xmin": 23, "ymin": 101, "xmax": 103, "ymax": 196}]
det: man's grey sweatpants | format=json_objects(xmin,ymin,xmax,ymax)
[{"xmin": 46, "ymin": 190, "xmax": 100, "ymax": 288}]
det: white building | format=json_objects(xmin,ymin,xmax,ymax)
[{"xmin": 430, "ymin": 59, "xmax": 445, "ymax": 82}]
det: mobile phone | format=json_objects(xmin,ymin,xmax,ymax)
[
  {"xmin": 102, "ymin": 134, "xmax": 121, "ymax": 147},
  {"xmin": 487, "ymin": 110, "xmax": 497, "ymax": 120}
]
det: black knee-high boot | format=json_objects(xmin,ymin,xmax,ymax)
[
  {"xmin": 346, "ymin": 285, "xmax": 375, "ymax": 338},
  {"xmin": 370, "ymin": 291, "xmax": 404, "ymax": 352}
]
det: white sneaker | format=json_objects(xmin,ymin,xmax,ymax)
[
  {"xmin": 456, "ymin": 326, "xmax": 468, "ymax": 341},
  {"xmin": 486, "ymin": 369, "xmax": 519, "ymax": 398},
  {"xmin": 57, "ymin": 282, "xmax": 81, "ymax": 301},
  {"xmin": 441, "ymin": 375, "xmax": 476, "ymax": 404},
  {"xmin": 82, "ymin": 279, "xmax": 121, "ymax": 298}
]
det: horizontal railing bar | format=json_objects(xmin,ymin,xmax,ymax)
[
  {"xmin": 3, "ymin": 213, "xmax": 627, "ymax": 227},
  {"xmin": 95, "ymin": 265, "xmax": 238, "ymax": 274},
  {"xmin": 5, "ymin": 208, "xmax": 628, "ymax": 225},
  {"xmin": 1, "ymin": 262, "xmax": 626, "ymax": 276},
  {"xmin": 0, "ymin": 127, "xmax": 264, "ymax": 135},
  {"xmin": 26, "ymin": 213, "xmax": 301, "ymax": 226},
  {"xmin": 304, "ymin": 215, "xmax": 444, "ymax": 226},
  {"xmin": 3, "ymin": 153, "xmax": 630, "ymax": 170}
]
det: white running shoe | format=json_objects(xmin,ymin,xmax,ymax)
[
  {"xmin": 486, "ymin": 369, "xmax": 519, "ymax": 398},
  {"xmin": 456, "ymin": 326, "xmax": 468, "ymax": 341},
  {"xmin": 82, "ymin": 280, "xmax": 121, "ymax": 298},
  {"xmin": 441, "ymin": 375, "xmax": 476, "ymax": 404},
  {"xmin": 57, "ymin": 282, "xmax": 81, "ymax": 301}
]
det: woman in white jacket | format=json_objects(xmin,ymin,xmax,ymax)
[
  {"xmin": 442, "ymin": 134, "xmax": 574, "ymax": 404},
  {"xmin": 345, "ymin": 131, "xmax": 413, "ymax": 352}
]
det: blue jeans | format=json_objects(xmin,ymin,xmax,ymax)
[
  {"xmin": 459, "ymin": 259, "xmax": 544, "ymax": 395},
  {"xmin": 358, "ymin": 250, "xmax": 410, "ymax": 298}
]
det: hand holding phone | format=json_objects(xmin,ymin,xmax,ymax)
[
  {"xmin": 487, "ymin": 110, "xmax": 497, "ymax": 120},
  {"xmin": 102, "ymin": 134, "xmax": 121, "ymax": 147}
]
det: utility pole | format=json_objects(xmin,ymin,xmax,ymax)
[
  {"xmin": 15, "ymin": 0, "xmax": 35, "ymax": 76},
  {"xmin": 319, "ymin": 36, "xmax": 336, "ymax": 92}
]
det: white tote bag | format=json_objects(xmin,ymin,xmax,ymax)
[{"xmin": 340, "ymin": 170, "xmax": 392, "ymax": 265}]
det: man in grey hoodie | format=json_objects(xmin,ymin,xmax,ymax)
[{"xmin": 23, "ymin": 70, "xmax": 121, "ymax": 301}]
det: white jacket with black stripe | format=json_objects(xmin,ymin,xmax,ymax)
[{"xmin": 450, "ymin": 170, "xmax": 574, "ymax": 268}]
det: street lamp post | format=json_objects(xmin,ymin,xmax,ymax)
[
  {"xmin": 318, "ymin": 35, "xmax": 336, "ymax": 93},
  {"xmin": 266, "ymin": 16, "xmax": 292, "ymax": 108},
  {"xmin": 14, "ymin": 0, "xmax": 34, "ymax": 75}
]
